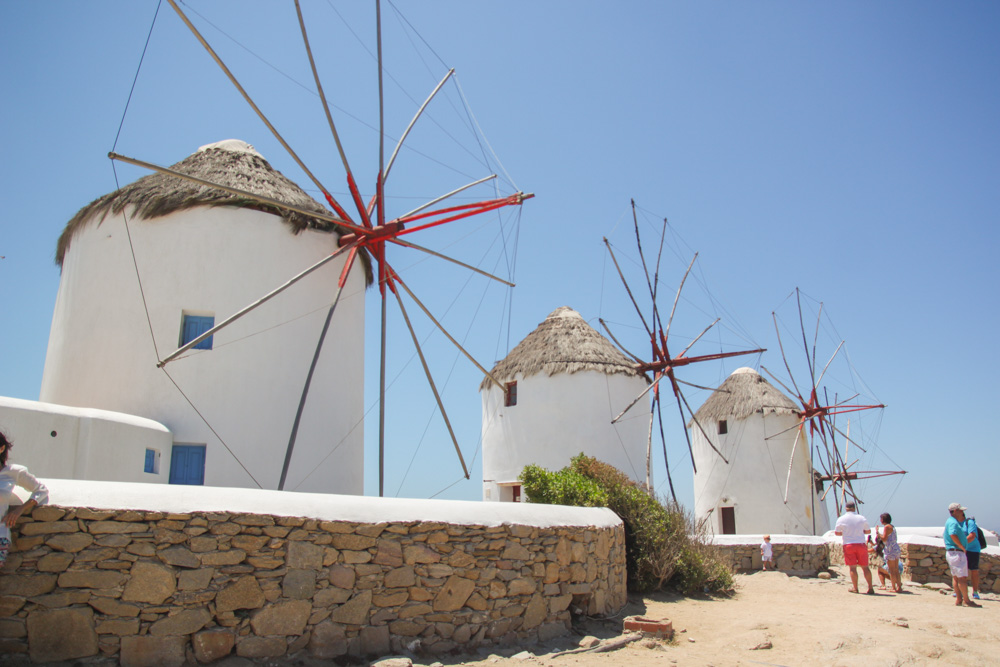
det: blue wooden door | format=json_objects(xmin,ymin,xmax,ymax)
[{"xmin": 169, "ymin": 444, "xmax": 206, "ymax": 485}]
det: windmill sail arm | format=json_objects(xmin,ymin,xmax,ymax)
[
  {"xmin": 157, "ymin": 239, "xmax": 361, "ymax": 367},
  {"xmin": 603, "ymin": 238, "xmax": 653, "ymax": 338},
  {"xmin": 388, "ymin": 238, "xmax": 514, "ymax": 287},
  {"xmin": 394, "ymin": 193, "xmax": 532, "ymax": 235},
  {"xmin": 165, "ymin": 0, "xmax": 343, "ymax": 215},
  {"xmin": 599, "ymin": 319, "xmax": 646, "ymax": 365},
  {"xmin": 396, "ymin": 175, "xmax": 497, "ymax": 221},
  {"xmin": 383, "ymin": 68, "xmax": 455, "ymax": 181},
  {"xmin": 390, "ymin": 275, "xmax": 469, "ymax": 479},
  {"xmin": 392, "ymin": 273, "xmax": 505, "ymax": 391}
]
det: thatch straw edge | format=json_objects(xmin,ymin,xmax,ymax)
[
  {"xmin": 56, "ymin": 147, "xmax": 373, "ymax": 284},
  {"xmin": 481, "ymin": 307, "xmax": 643, "ymax": 390},
  {"xmin": 691, "ymin": 368, "xmax": 799, "ymax": 424}
]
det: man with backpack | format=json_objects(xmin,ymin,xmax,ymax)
[{"xmin": 964, "ymin": 509, "xmax": 985, "ymax": 600}]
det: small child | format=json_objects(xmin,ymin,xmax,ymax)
[{"xmin": 761, "ymin": 535, "xmax": 773, "ymax": 571}]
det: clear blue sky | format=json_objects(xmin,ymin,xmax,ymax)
[{"xmin": 2, "ymin": 2, "xmax": 998, "ymax": 528}]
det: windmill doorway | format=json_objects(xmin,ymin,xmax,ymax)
[{"xmin": 721, "ymin": 506, "xmax": 736, "ymax": 535}]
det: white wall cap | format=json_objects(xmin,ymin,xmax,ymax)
[
  {"xmin": 36, "ymin": 478, "xmax": 623, "ymax": 529},
  {"xmin": 0, "ymin": 396, "xmax": 170, "ymax": 433}
]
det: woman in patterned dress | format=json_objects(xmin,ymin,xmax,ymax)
[{"xmin": 880, "ymin": 512, "xmax": 903, "ymax": 593}]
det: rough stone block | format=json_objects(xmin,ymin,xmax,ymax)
[
  {"xmin": 58, "ymin": 570, "xmax": 126, "ymax": 589},
  {"xmin": 329, "ymin": 589, "xmax": 373, "ymax": 625},
  {"xmin": 285, "ymin": 540, "xmax": 323, "ymax": 570},
  {"xmin": 374, "ymin": 540, "xmax": 404, "ymax": 567},
  {"xmin": 373, "ymin": 590, "xmax": 408, "ymax": 607},
  {"xmin": 323, "ymin": 565, "xmax": 352, "ymax": 590},
  {"xmin": 0, "ymin": 574, "xmax": 57, "ymax": 597},
  {"xmin": 389, "ymin": 619, "xmax": 425, "ymax": 637},
  {"xmin": 309, "ymin": 621, "xmax": 348, "ymax": 658},
  {"xmin": 122, "ymin": 561, "xmax": 176, "ymax": 604},
  {"xmin": 343, "ymin": 550, "xmax": 373, "ymax": 564},
  {"xmin": 507, "ymin": 577, "xmax": 537, "ymax": 596},
  {"xmin": 251, "ymin": 599, "xmax": 311, "ymax": 636},
  {"xmin": 120, "ymin": 635, "xmax": 187, "ymax": 667},
  {"xmin": 282, "ymin": 568, "xmax": 317, "ymax": 599},
  {"xmin": 89, "ymin": 521, "xmax": 149, "ymax": 534},
  {"xmin": 433, "ymin": 576, "xmax": 475, "ymax": 611},
  {"xmin": 89, "ymin": 597, "xmax": 141, "ymax": 617},
  {"xmin": 0, "ymin": 595, "xmax": 25, "ymax": 616},
  {"xmin": 37, "ymin": 552, "xmax": 75, "ymax": 573},
  {"xmin": 0, "ymin": 619, "xmax": 25, "ymax": 638},
  {"xmin": 404, "ymin": 544, "xmax": 441, "ymax": 564},
  {"xmin": 201, "ymin": 549, "xmax": 247, "ymax": 566},
  {"xmin": 178, "ymin": 567, "xmax": 215, "ymax": 591},
  {"xmin": 27, "ymin": 608, "xmax": 99, "ymax": 663},
  {"xmin": 233, "ymin": 513, "xmax": 275, "ymax": 527},
  {"xmin": 192, "ymin": 629, "xmax": 235, "ymax": 663},
  {"xmin": 315, "ymin": 587, "xmax": 351, "ymax": 607},
  {"xmin": 189, "ymin": 536, "xmax": 219, "ymax": 552},
  {"xmin": 360, "ymin": 625, "xmax": 391, "ymax": 656},
  {"xmin": 384, "ymin": 565, "xmax": 415, "ymax": 588},
  {"xmin": 159, "ymin": 546, "xmax": 200, "ymax": 568},
  {"xmin": 231, "ymin": 534, "xmax": 268, "ymax": 551},
  {"xmin": 95, "ymin": 618, "xmax": 140, "ymax": 636},
  {"xmin": 237, "ymin": 636, "xmax": 286, "ymax": 658},
  {"xmin": 19, "ymin": 520, "xmax": 78, "ymax": 535},
  {"xmin": 216, "ymin": 576, "xmax": 265, "ymax": 613},
  {"xmin": 150, "ymin": 608, "xmax": 211, "ymax": 636}
]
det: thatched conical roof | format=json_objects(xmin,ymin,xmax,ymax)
[
  {"xmin": 691, "ymin": 367, "xmax": 799, "ymax": 424},
  {"xmin": 481, "ymin": 306, "xmax": 643, "ymax": 390},
  {"xmin": 56, "ymin": 139, "xmax": 372, "ymax": 283}
]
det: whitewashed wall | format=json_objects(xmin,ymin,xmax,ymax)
[
  {"xmin": 0, "ymin": 396, "xmax": 172, "ymax": 483},
  {"xmin": 481, "ymin": 370, "xmax": 649, "ymax": 500},
  {"xmin": 40, "ymin": 205, "xmax": 365, "ymax": 494},
  {"xmin": 692, "ymin": 411, "xmax": 831, "ymax": 535}
]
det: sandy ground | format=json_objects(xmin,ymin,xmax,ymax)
[{"xmin": 449, "ymin": 566, "xmax": 999, "ymax": 667}]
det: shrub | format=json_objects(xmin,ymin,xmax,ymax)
[
  {"xmin": 520, "ymin": 464, "xmax": 608, "ymax": 508},
  {"xmin": 521, "ymin": 453, "xmax": 733, "ymax": 595}
]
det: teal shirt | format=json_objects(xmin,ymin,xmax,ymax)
[
  {"xmin": 943, "ymin": 516, "xmax": 966, "ymax": 551},
  {"xmin": 965, "ymin": 518, "xmax": 981, "ymax": 553}
]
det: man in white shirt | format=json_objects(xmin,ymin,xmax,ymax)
[{"xmin": 834, "ymin": 500, "xmax": 874, "ymax": 594}]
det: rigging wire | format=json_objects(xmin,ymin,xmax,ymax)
[
  {"xmin": 392, "ymin": 210, "xmax": 516, "ymax": 495},
  {"xmin": 113, "ymin": 0, "xmax": 162, "ymax": 152},
  {"xmin": 107, "ymin": 0, "xmax": 268, "ymax": 489}
]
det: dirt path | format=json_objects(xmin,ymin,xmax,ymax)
[{"xmin": 448, "ymin": 566, "xmax": 999, "ymax": 667}]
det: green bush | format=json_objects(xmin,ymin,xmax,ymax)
[{"xmin": 520, "ymin": 453, "xmax": 733, "ymax": 595}]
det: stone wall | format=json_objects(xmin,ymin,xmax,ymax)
[
  {"xmin": 711, "ymin": 538, "xmax": 829, "ymax": 574},
  {"xmin": 819, "ymin": 537, "xmax": 1000, "ymax": 593},
  {"xmin": 0, "ymin": 481, "xmax": 626, "ymax": 664},
  {"xmin": 901, "ymin": 543, "xmax": 1000, "ymax": 592}
]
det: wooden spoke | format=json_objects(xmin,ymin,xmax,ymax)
[
  {"xmin": 603, "ymin": 238, "xmax": 653, "ymax": 339},
  {"xmin": 391, "ymin": 276, "xmax": 470, "ymax": 480},
  {"xmin": 392, "ymin": 273, "xmax": 505, "ymax": 390},
  {"xmin": 665, "ymin": 253, "xmax": 697, "ymax": 341},
  {"xmin": 166, "ymin": 0, "xmax": 342, "ymax": 214}
]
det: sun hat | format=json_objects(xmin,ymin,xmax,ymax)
[{"xmin": 948, "ymin": 502, "xmax": 967, "ymax": 512}]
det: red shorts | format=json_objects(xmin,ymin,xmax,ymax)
[{"xmin": 843, "ymin": 543, "xmax": 869, "ymax": 567}]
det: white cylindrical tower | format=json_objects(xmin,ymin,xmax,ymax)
[
  {"xmin": 480, "ymin": 306, "xmax": 650, "ymax": 501},
  {"xmin": 40, "ymin": 140, "xmax": 368, "ymax": 493},
  {"xmin": 689, "ymin": 367, "xmax": 831, "ymax": 535}
]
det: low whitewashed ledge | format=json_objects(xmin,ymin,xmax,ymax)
[
  {"xmin": 25, "ymin": 478, "xmax": 622, "ymax": 529},
  {"xmin": 710, "ymin": 530, "xmax": 999, "ymax": 553}
]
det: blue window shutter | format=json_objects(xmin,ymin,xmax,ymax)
[
  {"xmin": 144, "ymin": 449, "xmax": 155, "ymax": 473},
  {"xmin": 181, "ymin": 315, "xmax": 215, "ymax": 350}
]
